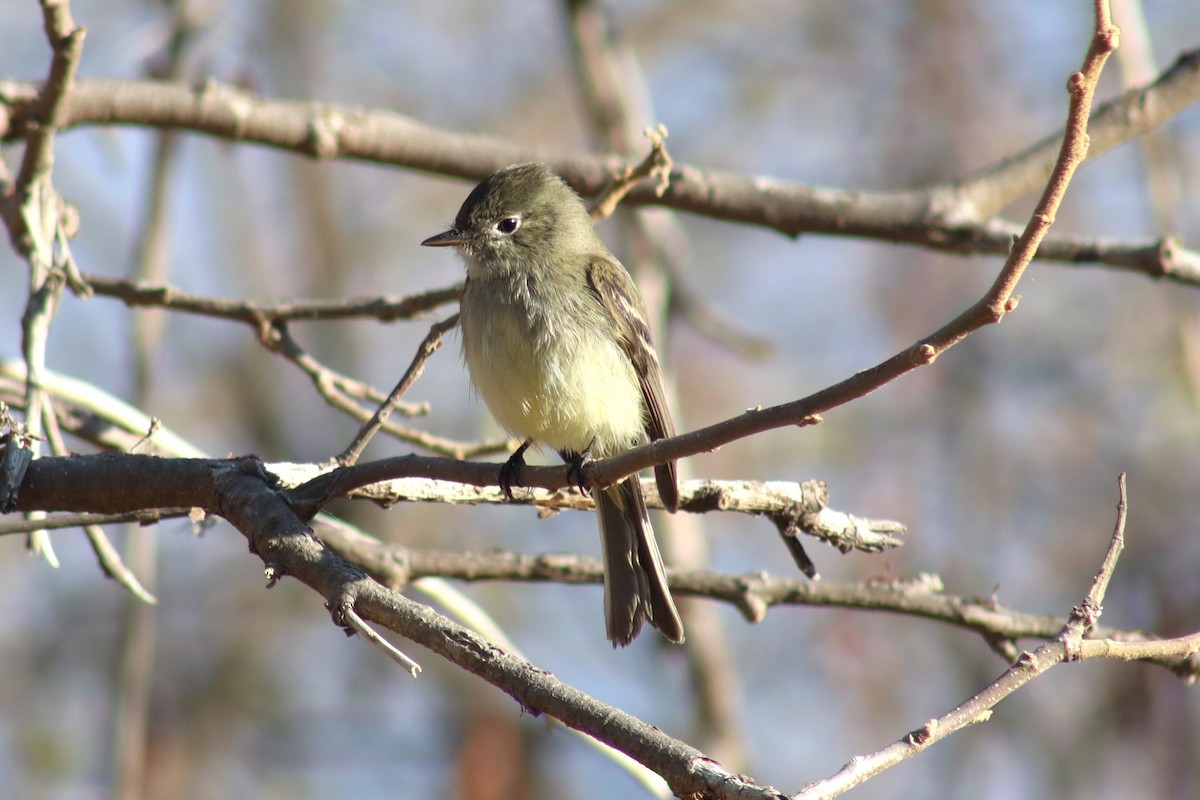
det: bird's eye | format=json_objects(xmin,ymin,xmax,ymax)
[{"xmin": 496, "ymin": 217, "xmax": 520, "ymax": 234}]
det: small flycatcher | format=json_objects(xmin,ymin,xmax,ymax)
[{"xmin": 422, "ymin": 162, "xmax": 684, "ymax": 646}]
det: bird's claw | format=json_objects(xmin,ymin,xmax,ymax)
[
  {"xmin": 499, "ymin": 440, "xmax": 531, "ymax": 501},
  {"xmin": 564, "ymin": 438, "xmax": 596, "ymax": 496}
]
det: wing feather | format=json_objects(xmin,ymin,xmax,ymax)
[{"xmin": 586, "ymin": 259, "xmax": 679, "ymax": 512}]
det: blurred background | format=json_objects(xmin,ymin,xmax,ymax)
[{"xmin": 2, "ymin": 0, "xmax": 1199, "ymax": 798}]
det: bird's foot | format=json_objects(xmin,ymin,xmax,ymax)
[
  {"xmin": 563, "ymin": 438, "xmax": 596, "ymax": 496},
  {"xmin": 499, "ymin": 440, "xmax": 532, "ymax": 501}
]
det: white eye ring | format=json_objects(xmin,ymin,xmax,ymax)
[{"xmin": 496, "ymin": 217, "xmax": 520, "ymax": 234}]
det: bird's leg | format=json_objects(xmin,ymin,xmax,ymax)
[
  {"xmin": 499, "ymin": 439, "xmax": 533, "ymax": 501},
  {"xmin": 562, "ymin": 437, "xmax": 597, "ymax": 496}
]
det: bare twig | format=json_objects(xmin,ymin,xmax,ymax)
[
  {"xmin": 83, "ymin": 272, "xmax": 463, "ymax": 324},
  {"xmin": 82, "ymin": 525, "xmax": 158, "ymax": 605},
  {"xmin": 260, "ymin": 320, "xmax": 424, "ymax": 417},
  {"xmin": 803, "ymin": 469, "xmax": 1132, "ymax": 798},
  {"xmin": 587, "ymin": 124, "xmax": 673, "ymax": 220},
  {"xmin": 0, "ymin": 509, "xmax": 191, "ymax": 535},
  {"xmin": 340, "ymin": 602, "xmax": 422, "ymax": 676},
  {"xmin": 35, "ymin": 357, "xmax": 157, "ymax": 603},
  {"xmin": 128, "ymin": 418, "xmax": 162, "ymax": 454},
  {"xmin": 261, "ymin": 321, "xmax": 506, "ymax": 458},
  {"xmin": 339, "ymin": 314, "xmax": 460, "ymax": 465},
  {"xmin": 0, "ymin": 357, "xmax": 506, "ymax": 465},
  {"xmin": 1071, "ymin": 472, "xmax": 1128, "ymax": 638},
  {"xmin": 4, "ymin": 0, "xmax": 89, "ymax": 566},
  {"xmin": 13, "ymin": 1, "xmax": 86, "ymax": 194}
]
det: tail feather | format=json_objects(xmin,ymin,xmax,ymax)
[{"xmin": 596, "ymin": 477, "xmax": 685, "ymax": 646}]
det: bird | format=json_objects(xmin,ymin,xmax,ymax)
[{"xmin": 422, "ymin": 162, "xmax": 684, "ymax": 646}]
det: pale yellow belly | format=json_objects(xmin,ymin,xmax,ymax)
[{"xmin": 461, "ymin": 283, "xmax": 644, "ymax": 457}]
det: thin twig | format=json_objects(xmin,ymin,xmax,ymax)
[
  {"xmin": 802, "ymin": 466, "xmax": 1132, "ymax": 798},
  {"xmin": 128, "ymin": 418, "xmax": 162, "ymax": 454},
  {"xmin": 6, "ymin": 0, "xmax": 89, "ymax": 566},
  {"xmin": 1074, "ymin": 472, "xmax": 1128, "ymax": 632},
  {"xmin": 339, "ymin": 314, "xmax": 460, "ymax": 465},
  {"xmin": 260, "ymin": 320, "xmax": 425, "ymax": 416},
  {"xmin": 587, "ymin": 124, "xmax": 673, "ymax": 220},
  {"xmin": 0, "ymin": 509, "xmax": 191, "ymax": 535},
  {"xmin": 340, "ymin": 602, "xmax": 421, "ymax": 677},
  {"xmin": 83, "ymin": 525, "xmax": 158, "ymax": 604},
  {"xmin": 261, "ymin": 321, "xmax": 507, "ymax": 458},
  {"xmin": 83, "ymin": 272, "xmax": 462, "ymax": 324},
  {"xmin": 36, "ymin": 359, "xmax": 157, "ymax": 602}
]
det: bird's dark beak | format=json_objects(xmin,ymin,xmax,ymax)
[{"xmin": 421, "ymin": 229, "xmax": 468, "ymax": 247}]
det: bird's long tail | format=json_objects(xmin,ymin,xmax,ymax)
[{"xmin": 596, "ymin": 477, "xmax": 685, "ymax": 646}]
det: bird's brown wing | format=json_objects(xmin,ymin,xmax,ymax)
[{"xmin": 586, "ymin": 258, "xmax": 679, "ymax": 512}]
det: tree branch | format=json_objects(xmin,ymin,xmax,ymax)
[
  {"xmin": 4, "ymin": 451, "xmax": 1194, "ymax": 798},
  {"xmin": 312, "ymin": 516, "xmax": 1198, "ymax": 679},
  {"xmin": 0, "ymin": 450, "xmax": 778, "ymax": 798},
  {"xmin": 3, "ymin": 451, "xmax": 1193, "ymax": 680},
  {"xmin": 1, "ymin": 50, "xmax": 1198, "ymax": 280}
]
